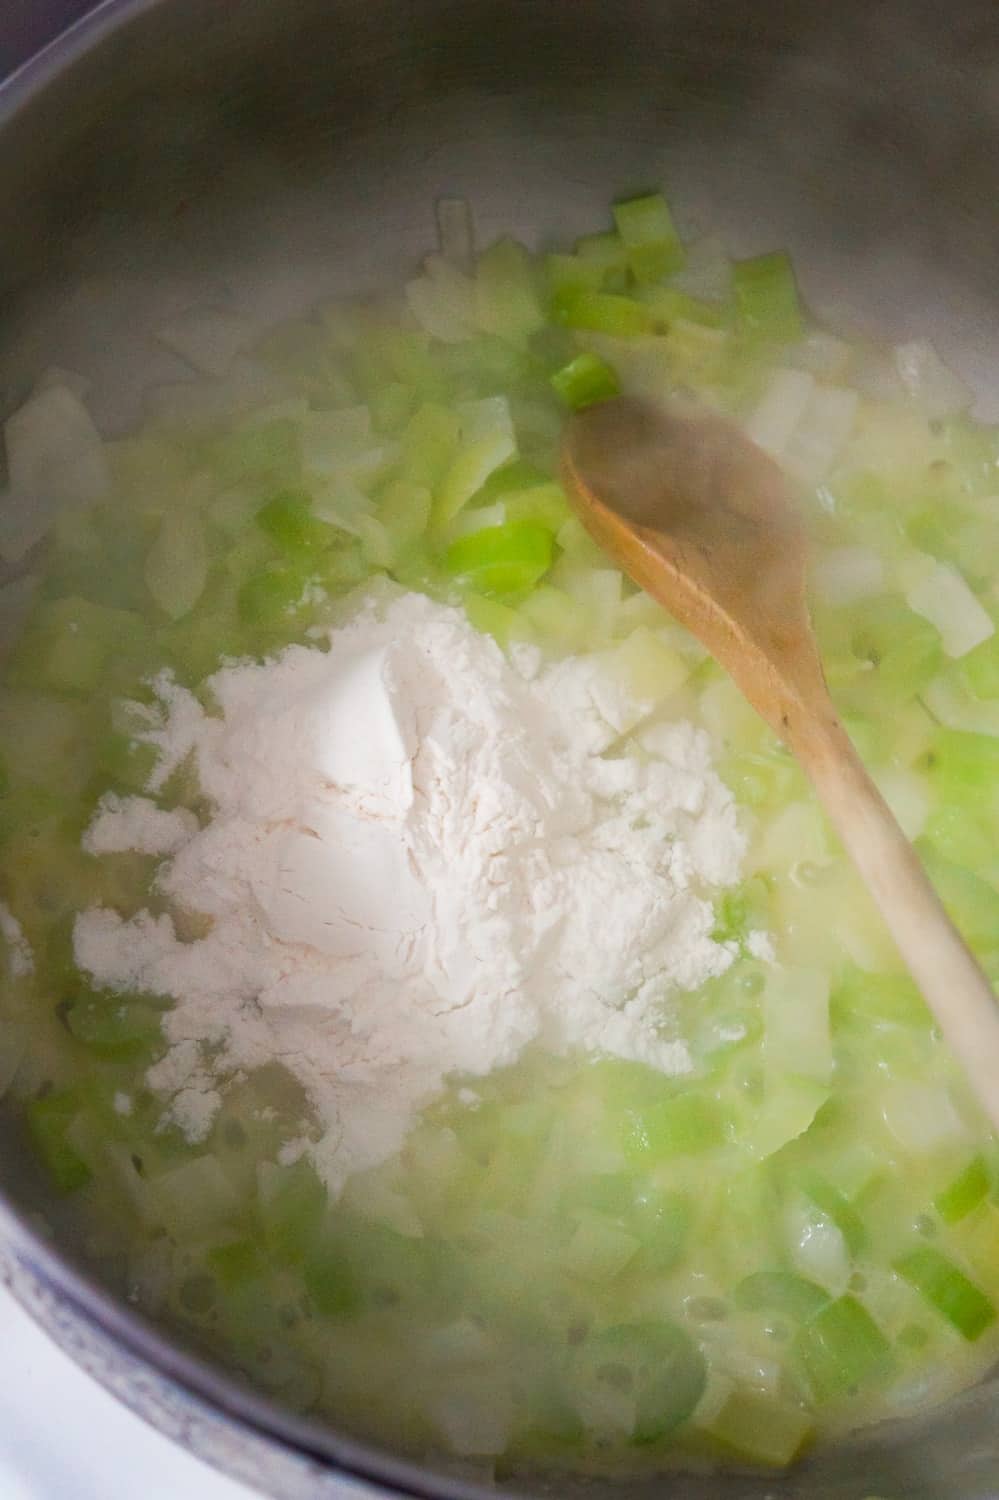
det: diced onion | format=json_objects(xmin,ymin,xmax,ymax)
[
  {"xmin": 894, "ymin": 339, "xmax": 971, "ymax": 418},
  {"xmin": 784, "ymin": 386, "xmax": 858, "ymax": 485},
  {"xmin": 435, "ymin": 197, "xmax": 475, "ymax": 266},
  {"xmin": 907, "ymin": 561, "xmax": 994, "ymax": 659},
  {"xmin": 155, "ymin": 307, "xmax": 256, "ymax": 377},
  {"xmin": 812, "ymin": 546, "xmax": 884, "ymax": 606},
  {"xmin": 744, "ymin": 368, "xmax": 814, "ymax": 457}
]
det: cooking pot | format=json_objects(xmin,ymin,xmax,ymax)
[{"xmin": 4, "ymin": 2, "xmax": 999, "ymax": 1495}]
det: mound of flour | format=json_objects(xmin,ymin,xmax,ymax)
[{"xmin": 74, "ymin": 590, "xmax": 748, "ymax": 1192}]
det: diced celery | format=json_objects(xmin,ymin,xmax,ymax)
[
  {"xmin": 256, "ymin": 490, "xmax": 340, "ymax": 558},
  {"xmin": 704, "ymin": 1388, "xmax": 813, "ymax": 1467},
  {"xmin": 622, "ymin": 1090, "xmax": 725, "ymax": 1161},
  {"xmin": 433, "ymin": 399, "xmax": 518, "ymax": 529},
  {"xmin": 444, "ymin": 521, "xmax": 553, "ymax": 596},
  {"xmin": 401, "ymin": 403, "xmax": 461, "ymax": 490},
  {"xmin": 735, "ymin": 1270, "xmax": 829, "ymax": 1321},
  {"xmin": 304, "ymin": 1240, "xmax": 361, "ymax": 1317},
  {"xmin": 237, "ymin": 563, "xmax": 315, "ymax": 629},
  {"xmin": 573, "ymin": 1321, "xmax": 706, "ymax": 1443},
  {"xmin": 551, "ymin": 289, "xmax": 656, "ymax": 338},
  {"xmin": 733, "ymin": 251, "xmax": 803, "ymax": 345},
  {"xmin": 574, "ymin": 230, "xmax": 631, "ymax": 279},
  {"xmin": 147, "ymin": 1154, "xmax": 240, "ymax": 1238},
  {"xmin": 500, "ymin": 483, "xmax": 571, "ymax": 533},
  {"xmin": 797, "ymin": 1172, "xmax": 866, "ymax": 1257},
  {"xmin": 961, "ymin": 634, "xmax": 999, "ymax": 700},
  {"xmin": 612, "ymin": 193, "xmax": 685, "ymax": 283},
  {"xmin": 208, "ymin": 1238, "xmax": 267, "ymax": 1288},
  {"xmin": 894, "ymin": 1247, "xmax": 996, "ymax": 1340},
  {"xmin": 935, "ymin": 1156, "xmax": 991, "ymax": 1225},
  {"xmin": 144, "ymin": 510, "xmax": 208, "ymax": 622},
  {"xmin": 464, "ymin": 592, "xmax": 532, "ymax": 649},
  {"xmin": 638, "ymin": 286, "xmax": 728, "ymax": 328},
  {"xmin": 63, "ymin": 989, "xmax": 163, "ymax": 1059},
  {"xmin": 794, "ymin": 1295, "xmax": 893, "ymax": 1399},
  {"xmin": 374, "ymin": 480, "xmax": 432, "ymax": 564},
  {"xmin": 545, "ymin": 253, "xmax": 606, "ymax": 299},
  {"xmin": 257, "ymin": 1157, "xmax": 327, "ymax": 1263},
  {"xmin": 550, "ymin": 353, "xmax": 620, "ymax": 410},
  {"xmin": 473, "ymin": 239, "xmax": 545, "ymax": 343},
  {"xmin": 562, "ymin": 1213, "xmax": 640, "ymax": 1280},
  {"xmin": 26, "ymin": 1090, "xmax": 93, "ymax": 1193},
  {"xmin": 915, "ymin": 839, "xmax": 999, "ymax": 949},
  {"xmin": 8, "ymin": 597, "xmax": 143, "ymax": 697},
  {"xmin": 831, "ymin": 970, "xmax": 932, "ymax": 1032}
]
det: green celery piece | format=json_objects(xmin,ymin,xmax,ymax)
[
  {"xmin": 705, "ymin": 1388, "xmax": 814, "ymax": 1467},
  {"xmin": 960, "ymin": 632, "xmax": 999, "ymax": 701},
  {"xmin": 612, "ymin": 192, "xmax": 685, "ymax": 283},
  {"xmin": 921, "ymin": 803, "xmax": 997, "ymax": 870},
  {"xmin": 463, "ymin": 592, "xmax": 533, "ymax": 649},
  {"xmin": 499, "ymin": 483, "xmax": 572, "ymax": 533},
  {"xmin": 640, "ymin": 286, "xmax": 728, "ymax": 328},
  {"xmin": 208, "ymin": 1238, "xmax": 268, "ymax": 1289},
  {"xmin": 255, "ymin": 490, "xmax": 339, "ymax": 558},
  {"xmin": 711, "ymin": 879, "xmax": 772, "ymax": 945},
  {"xmin": 8, "ymin": 597, "xmax": 143, "ymax": 698},
  {"xmin": 237, "ymin": 563, "xmax": 313, "ymax": 629},
  {"xmin": 545, "ymin": 252, "xmax": 606, "ymax": 299},
  {"xmin": 935, "ymin": 1156, "xmax": 991, "ymax": 1225},
  {"xmin": 377, "ymin": 480, "xmax": 432, "ymax": 551},
  {"xmin": 63, "ymin": 989, "xmax": 163, "ymax": 1060},
  {"xmin": 797, "ymin": 1171, "xmax": 867, "ymax": 1256},
  {"xmin": 794, "ymin": 1295, "xmax": 893, "ymax": 1400},
  {"xmin": 443, "ymin": 521, "xmax": 553, "ymax": 597},
  {"xmin": 209, "ymin": 416, "xmax": 301, "ymax": 485},
  {"xmin": 474, "ymin": 238, "xmax": 545, "ymax": 343},
  {"xmin": 574, "ymin": 1320, "xmax": 706, "ymax": 1444},
  {"xmin": 401, "ymin": 403, "xmax": 461, "ymax": 490},
  {"xmin": 914, "ymin": 839, "xmax": 999, "ymax": 949},
  {"xmin": 304, "ymin": 1241, "xmax": 361, "ymax": 1317},
  {"xmin": 830, "ymin": 970, "xmax": 932, "ymax": 1032},
  {"xmin": 733, "ymin": 251, "xmax": 803, "ymax": 344},
  {"xmin": 562, "ymin": 1213, "xmax": 640, "ymax": 1280},
  {"xmin": 735, "ymin": 1270, "xmax": 830, "ymax": 1322},
  {"xmin": 27, "ymin": 1091, "xmax": 92, "ymax": 1194},
  {"xmin": 257, "ymin": 1157, "xmax": 327, "ymax": 1264},
  {"xmin": 845, "ymin": 596, "xmax": 943, "ymax": 710},
  {"xmin": 368, "ymin": 380, "xmax": 414, "ymax": 435},
  {"xmin": 630, "ymin": 1186, "xmax": 692, "ymax": 1272},
  {"xmin": 574, "ymin": 230, "xmax": 631, "ymax": 279},
  {"xmin": 923, "ymin": 727, "xmax": 999, "ymax": 797},
  {"xmin": 550, "ymin": 352, "xmax": 620, "ymax": 410},
  {"xmin": 550, "ymin": 288, "xmax": 656, "ymax": 338},
  {"xmin": 353, "ymin": 326, "xmax": 443, "ymax": 403},
  {"xmin": 622, "ymin": 1090, "xmax": 725, "ymax": 1162},
  {"xmin": 895, "ymin": 1247, "xmax": 996, "ymax": 1340}
]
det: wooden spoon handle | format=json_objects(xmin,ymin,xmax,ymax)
[{"xmin": 798, "ymin": 718, "xmax": 999, "ymax": 1132}]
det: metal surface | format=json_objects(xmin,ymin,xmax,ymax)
[{"xmin": 3, "ymin": 1, "xmax": 999, "ymax": 1496}]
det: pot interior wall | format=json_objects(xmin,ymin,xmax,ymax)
[{"xmin": 3, "ymin": 1, "xmax": 999, "ymax": 1496}]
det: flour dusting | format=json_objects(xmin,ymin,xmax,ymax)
[{"xmin": 74, "ymin": 590, "xmax": 749, "ymax": 1193}]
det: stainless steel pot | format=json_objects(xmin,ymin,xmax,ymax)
[{"xmin": 4, "ymin": 2, "xmax": 999, "ymax": 1495}]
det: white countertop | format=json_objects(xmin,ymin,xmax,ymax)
[{"xmin": 0, "ymin": 1280, "xmax": 258, "ymax": 1500}]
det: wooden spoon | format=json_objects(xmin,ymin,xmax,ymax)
[{"xmin": 562, "ymin": 394, "xmax": 999, "ymax": 1131}]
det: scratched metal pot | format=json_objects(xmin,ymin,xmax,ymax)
[{"xmin": 3, "ymin": 2, "xmax": 999, "ymax": 1496}]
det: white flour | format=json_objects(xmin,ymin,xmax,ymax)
[{"xmin": 73, "ymin": 590, "xmax": 749, "ymax": 1193}]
